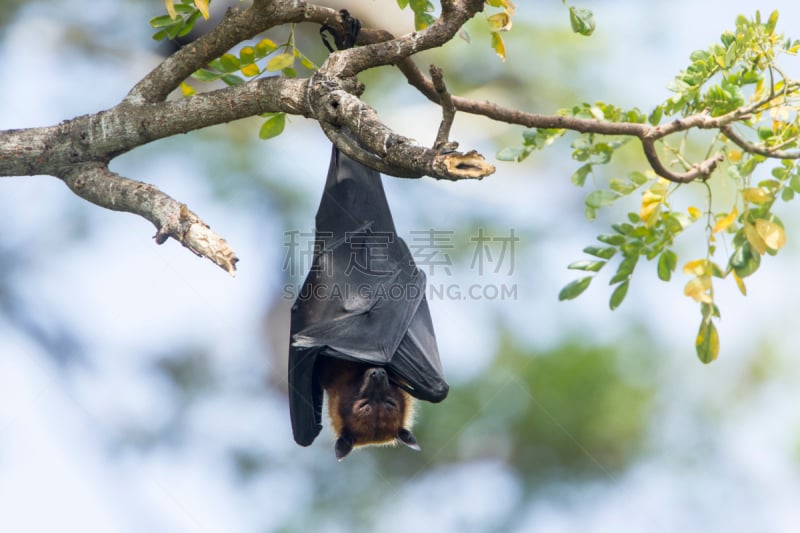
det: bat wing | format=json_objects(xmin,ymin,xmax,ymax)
[{"xmin": 289, "ymin": 147, "xmax": 448, "ymax": 446}]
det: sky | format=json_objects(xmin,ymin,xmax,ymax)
[{"xmin": 2, "ymin": 1, "xmax": 800, "ymax": 532}]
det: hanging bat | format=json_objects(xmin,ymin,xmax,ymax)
[{"xmin": 288, "ymin": 145, "xmax": 449, "ymax": 460}]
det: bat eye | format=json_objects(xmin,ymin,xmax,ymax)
[
  {"xmin": 353, "ymin": 400, "xmax": 372, "ymax": 415},
  {"xmin": 384, "ymin": 399, "xmax": 397, "ymax": 410},
  {"xmin": 353, "ymin": 399, "xmax": 369, "ymax": 412}
]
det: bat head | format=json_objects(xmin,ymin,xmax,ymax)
[{"xmin": 322, "ymin": 360, "xmax": 419, "ymax": 461}]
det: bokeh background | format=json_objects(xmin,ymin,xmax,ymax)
[{"xmin": 2, "ymin": 1, "xmax": 800, "ymax": 531}]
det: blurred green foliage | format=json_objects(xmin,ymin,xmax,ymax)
[{"xmin": 410, "ymin": 334, "xmax": 653, "ymax": 484}]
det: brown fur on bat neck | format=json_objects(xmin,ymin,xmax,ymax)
[{"xmin": 317, "ymin": 357, "xmax": 420, "ymax": 461}]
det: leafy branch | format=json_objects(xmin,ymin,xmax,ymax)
[{"xmin": 551, "ymin": 10, "xmax": 800, "ymax": 362}]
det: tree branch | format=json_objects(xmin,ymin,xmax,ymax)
[
  {"xmin": 60, "ymin": 163, "xmax": 238, "ymax": 274},
  {"xmin": 305, "ymin": 1, "xmax": 491, "ymax": 179},
  {"xmin": 310, "ymin": 87, "xmax": 494, "ymax": 180},
  {"xmin": 127, "ymin": 0, "xmax": 340, "ymax": 103},
  {"xmin": 0, "ymin": 78, "xmax": 309, "ymax": 178},
  {"xmin": 721, "ymin": 123, "xmax": 800, "ymax": 160},
  {"xmin": 352, "ymin": 18, "xmax": 729, "ymax": 183},
  {"xmin": 430, "ymin": 65, "xmax": 456, "ymax": 150},
  {"xmin": 320, "ymin": 0, "xmax": 485, "ymax": 78}
]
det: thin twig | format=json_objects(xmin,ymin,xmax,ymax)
[
  {"xmin": 721, "ymin": 124, "xmax": 800, "ymax": 160},
  {"xmin": 430, "ymin": 65, "xmax": 456, "ymax": 150}
]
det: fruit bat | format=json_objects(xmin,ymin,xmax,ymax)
[{"xmin": 288, "ymin": 145, "xmax": 449, "ymax": 459}]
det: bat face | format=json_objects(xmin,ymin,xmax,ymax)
[{"xmin": 318, "ymin": 358, "xmax": 420, "ymax": 461}]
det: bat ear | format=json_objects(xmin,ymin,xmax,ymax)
[
  {"xmin": 335, "ymin": 435, "xmax": 355, "ymax": 461},
  {"xmin": 397, "ymin": 428, "xmax": 421, "ymax": 452}
]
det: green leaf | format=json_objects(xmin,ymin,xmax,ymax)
[
  {"xmin": 772, "ymin": 167, "xmax": 788, "ymax": 180},
  {"xmin": 174, "ymin": 4, "xmax": 196, "ymax": 15},
  {"xmin": 766, "ymin": 10, "xmax": 779, "ymax": 34},
  {"xmin": 611, "ymin": 223, "xmax": 634, "ymax": 235},
  {"xmin": 609, "ymin": 280, "xmax": 629, "ymax": 310},
  {"xmin": 219, "ymin": 53, "xmax": 241, "ymax": 72},
  {"xmin": 589, "ymin": 143, "xmax": 613, "ymax": 164},
  {"xmin": 410, "ymin": 0, "xmax": 433, "ymax": 12},
  {"xmin": 629, "ymin": 171, "xmax": 648, "ymax": 186},
  {"xmin": 266, "ymin": 53, "xmax": 295, "ymax": 72},
  {"xmin": 583, "ymin": 246, "xmax": 617, "ymax": 260},
  {"xmin": 790, "ymin": 173, "xmax": 800, "ymax": 194},
  {"xmin": 585, "ymin": 189, "xmax": 620, "ymax": 208},
  {"xmin": 609, "ymin": 178, "xmax": 636, "ymax": 195},
  {"xmin": 297, "ymin": 52, "xmax": 316, "ymax": 70},
  {"xmin": 259, "ymin": 113, "xmax": 286, "ymax": 139},
  {"xmin": 397, "ymin": 0, "xmax": 409, "ymax": 8},
  {"xmin": 657, "ymin": 250, "xmax": 677, "ymax": 281},
  {"xmin": 165, "ymin": 23, "xmax": 183, "ymax": 40},
  {"xmin": 220, "ymin": 74, "xmax": 244, "ymax": 86},
  {"xmin": 609, "ymin": 255, "xmax": 638, "ymax": 284},
  {"xmin": 568, "ymin": 6, "xmax": 595, "ymax": 36},
  {"xmin": 729, "ymin": 242, "xmax": 761, "ymax": 278},
  {"xmin": 723, "ymin": 42, "xmax": 737, "ymax": 69},
  {"xmin": 150, "ymin": 15, "xmax": 178, "ymax": 28},
  {"xmin": 177, "ymin": 13, "xmax": 200, "ymax": 37},
  {"xmin": 597, "ymin": 234, "xmax": 625, "ymax": 246},
  {"xmin": 571, "ymin": 163, "xmax": 591, "ymax": 186},
  {"xmin": 240, "ymin": 46, "xmax": 255, "ymax": 64},
  {"xmin": 558, "ymin": 277, "xmax": 593, "ymax": 301},
  {"xmin": 192, "ymin": 68, "xmax": 221, "ymax": 81},
  {"xmin": 695, "ymin": 318, "xmax": 719, "ymax": 364},
  {"xmin": 497, "ymin": 147, "xmax": 526, "ymax": 161},
  {"xmin": 568, "ymin": 260, "xmax": 606, "ymax": 272},
  {"xmin": 521, "ymin": 129, "xmax": 539, "ymax": 145},
  {"xmin": 415, "ymin": 12, "xmax": 436, "ymax": 31}
]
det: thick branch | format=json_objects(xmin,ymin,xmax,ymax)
[
  {"xmin": 320, "ymin": 0, "xmax": 485, "ymax": 78},
  {"xmin": 60, "ymin": 163, "xmax": 238, "ymax": 274},
  {"xmin": 128, "ymin": 0, "xmax": 340, "ymax": 103},
  {"xmin": 306, "ymin": 1, "xmax": 490, "ymax": 180},
  {"xmin": 0, "ymin": 77, "xmax": 308, "ymax": 177},
  {"xmin": 311, "ymin": 87, "xmax": 494, "ymax": 180}
]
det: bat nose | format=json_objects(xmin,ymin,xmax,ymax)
[{"xmin": 368, "ymin": 367, "xmax": 387, "ymax": 380}]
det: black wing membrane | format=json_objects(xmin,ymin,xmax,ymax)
[{"xmin": 289, "ymin": 146, "xmax": 448, "ymax": 446}]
